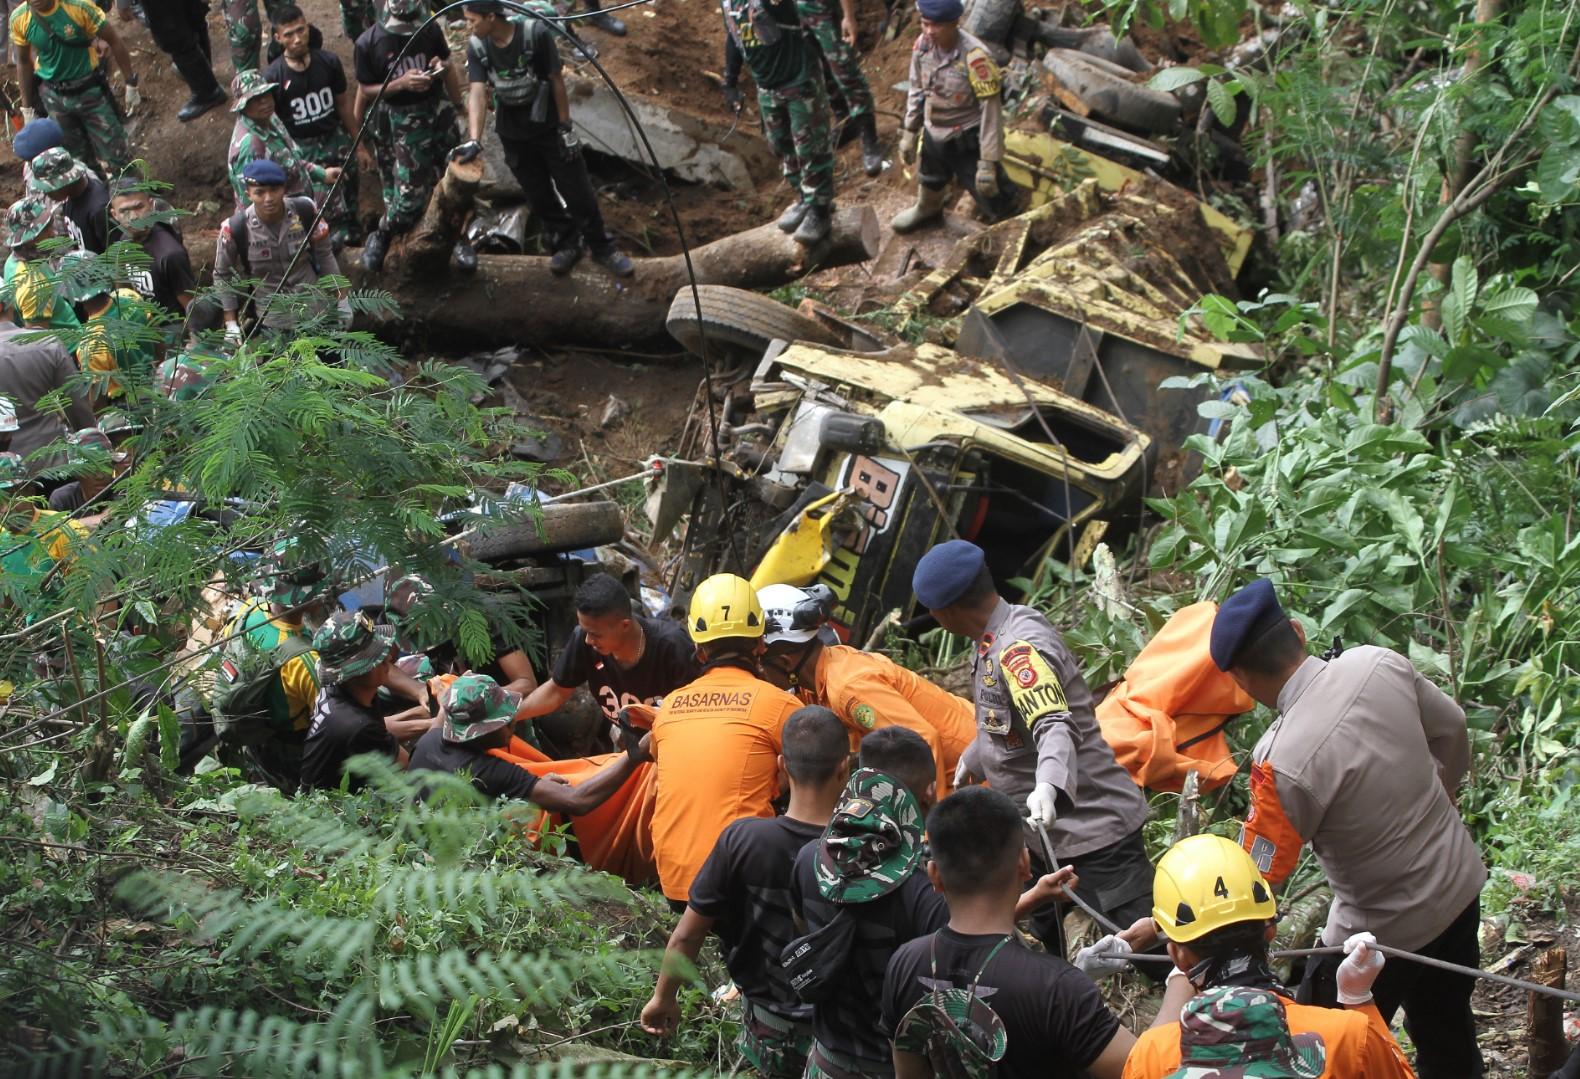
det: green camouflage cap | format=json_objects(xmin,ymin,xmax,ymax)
[
  {"xmin": 383, "ymin": 0, "xmax": 427, "ymax": 24},
  {"xmin": 815, "ymin": 768, "xmax": 924, "ymax": 904},
  {"xmin": 893, "ymin": 936, "xmax": 1011, "ymax": 1079},
  {"xmin": 67, "ymin": 426, "xmax": 113, "ymax": 454},
  {"xmin": 231, "ymin": 70, "xmax": 279, "ymax": 111},
  {"xmin": 26, "ymin": 147, "xmax": 90, "ymax": 195},
  {"xmin": 158, "ymin": 353, "xmax": 216, "ymax": 401},
  {"xmin": 258, "ymin": 537, "xmax": 325, "ymax": 606},
  {"xmin": 313, "ymin": 610, "xmax": 397, "ymax": 684},
  {"xmin": 442, "ymin": 673, "xmax": 521, "ymax": 743},
  {"xmin": 1164, "ymin": 986, "xmax": 1326, "ymax": 1079},
  {"xmin": 5, "ymin": 195, "xmax": 54, "ymax": 247},
  {"xmin": 98, "ymin": 408, "xmax": 144, "ymax": 438},
  {"xmin": 0, "ymin": 452, "xmax": 28, "ymax": 490}
]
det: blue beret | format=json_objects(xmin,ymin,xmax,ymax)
[
  {"xmin": 916, "ymin": 0, "xmax": 963, "ymax": 21},
  {"xmin": 241, "ymin": 158, "xmax": 288, "ymax": 186},
  {"xmin": 912, "ymin": 539, "xmax": 986, "ymax": 610},
  {"xmin": 13, "ymin": 118, "xmax": 64, "ymax": 162},
  {"xmin": 1210, "ymin": 578, "xmax": 1287, "ymax": 670}
]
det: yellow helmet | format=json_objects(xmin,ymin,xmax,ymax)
[
  {"xmin": 688, "ymin": 573, "xmax": 765, "ymax": 644},
  {"xmin": 1152, "ymin": 834, "xmax": 1277, "ymax": 943}
]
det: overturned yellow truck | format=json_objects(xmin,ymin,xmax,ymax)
[{"xmin": 653, "ymin": 167, "xmax": 1261, "ymax": 643}]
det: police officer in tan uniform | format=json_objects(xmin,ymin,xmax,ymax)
[
  {"xmin": 912, "ymin": 539, "xmax": 1152, "ymax": 948},
  {"xmin": 1206, "ymin": 577, "xmax": 1486, "ymax": 1078},
  {"xmin": 891, "ymin": 0, "xmax": 1019, "ymax": 232}
]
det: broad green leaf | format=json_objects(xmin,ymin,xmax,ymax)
[
  {"xmin": 1206, "ymin": 79, "xmax": 1237, "ymax": 127},
  {"xmin": 1478, "ymin": 286, "xmax": 1539, "ymax": 323},
  {"xmin": 1149, "ymin": 66, "xmax": 1209, "ymax": 91}
]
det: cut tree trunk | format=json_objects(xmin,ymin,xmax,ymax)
[
  {"xmin": 1526, "ymin": 946, "xmax": 1568, "ymax": 1077},
  {"xmin": 391, "ymin": 156, "xmax": 485, "ymax": 280},
  {"xmin": 346, "ymin": 202, "xmax": 884, "ymax": 350}
]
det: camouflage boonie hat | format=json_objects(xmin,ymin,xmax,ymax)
[
  {"xmin": 1164, "ymin": 986, "xmax": 1326, "ymax": 1078},
  {"xmin": 5, "ymin": 195, "xmax": 54, "ymax": 247},
  {"xmin": 0, "ymin": 452, "xmax": 28, "ymax": 490},
  {"xmin": 231, "ymin": 70, "xmax": 278, "ymax": 110},
  {"xmin": 66, "ymin": 426, "xmax": 113, "ymax": 455},
  {"xmin": 816, "ymin": 768, "xmax": 924, "ymax": 904},
  {"xmin": 442, "ymin": 673, "xmax": 521, "ymax": 743},
  {"xmin": 98, "ymin": 409, "xmax": 144, "ymax": 439},
  {"xmin": 313, "ymin": 610, "xmax": 397, "ymax": 684},
  {"xmin": 158, "ymin": 354, "xmax": 216, "ymax": 401},
  {"xmin": 26, "ymin": 147, "xmax": 89, "ymax": 195},
  {"xmin": 894, "ymin": 935, "xmax": 1011, "ymax": 1079},
  {"xmin": 258, "ymin": 538, "xmax": 326, "ymax": 606},
  {"xmin": 383, "ymin": 0, "xmax": 426, "ymax": 26}
]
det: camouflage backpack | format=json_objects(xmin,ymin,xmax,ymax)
[
  {"xmin": 207, "ymin": 613, "xmax": 314, "ymax": 745},
  {"xmin": 893, "ymin": 934, "xmax": 1011, "ymax": 1079}
]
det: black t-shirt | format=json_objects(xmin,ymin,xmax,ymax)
[
  {"xmin": 354, "ymin": 22, "xmax": 450, "ymax": 108},
  {"xmin": 551, "ymin": 616, "xmax": 701, "ymax": 723},
  {"xmin": 265, "ymin": 50, "xmax": 349, "ymax": 140},
  {"xmin": 880, "ymin": 929, "xmax": 1121, "ymax": 1079},
  {"xmin": 300, "ymin": 684, "xmax": 400, "ymax": 792},
  {"xmin": 791, "ymin": 839, "xmax": 949, "ymax": 1068},
  {"xmin": 120, "ymin": 225, "xmax": 195, "ymax": 316},
  {"xmin": 688, "ymin": 815, "xmax": 825, "ymax": 1020},
  {"xmin": 49, "ymin": 481, "xmax": 86, "ymax": 513},
  {"xmin": 408, "ymin": 726, "xmax": 541, "ymax": 802},
  {"xmin": 465, "ymin": 17, "xmax": 558, "ymax": 139},
  {"xmin": 65, "ymin": 178, "xmax": 111, "ymax": 254}
]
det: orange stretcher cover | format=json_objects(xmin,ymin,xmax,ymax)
[
  {"xmin": 1095, "ymin": 601, "xmax": 1254, "ymax": 793},
  {"xmin": 485, "ymin": 736, "xmax": 660, "ymax": 885}
]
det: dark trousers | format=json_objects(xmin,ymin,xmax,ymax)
[
  {"xmin": 144, "ymin": 0, "xmax": 221, "ymax": 98},
  {"xmin": 1027, "ymin": 826, "xmax": 1155, "ymax": 957},
  {"xmin": 1298, "ymin": 896, "xmax": 1485, "ymax": 1078},
  {"xmin": 499, "ymin": 128, "xmax": 615, "ymax": 256},
  {"xmin": 918, "ymin": 126, "xmax": 1019, "ymax": 222}
]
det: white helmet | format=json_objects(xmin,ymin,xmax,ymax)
[{"xmin": 758, "ymin": 583, "xmax": 831, "ymax": 645}]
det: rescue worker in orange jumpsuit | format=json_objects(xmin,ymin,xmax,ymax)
[
  {"xmin": 648, "ymin": 574, "xmax": 804, "ymax": 908},
  {"xmin": 756, "ymin": 583, "xmax": 975, "ymax": 797}
]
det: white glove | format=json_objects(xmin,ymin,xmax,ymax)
[
  {"xmin": 224, "ymin": 321, "xmax": 241, "ymax": 343},
  {"xmin": 899, "ymin": 129, "xmax": 918, "ymax": 166},
  {"xmin": 124, "ymin": 83, "xmax": 142, "ymax": 113},
  {"xmin": 337, "ymin": 296, "xmax": 354, "ymax": 329},
  {"xmin": 18, "ymin": 106, "xmax": 38, "ymax": 124},
  {"xmin": 1026, "ymin": 783, "xmax": 1058, "ymax": 826},
  {"xmin": 975, "ymin": 159, "xmax": 999, "ymax": 198},
  {"xmin": 1336, "ymin": 932, "xmax": 1385, "ymax": 1005},
  {"xmin": 1073, "ymin": 934, "xmax": 1133, "ymax": 979},
  {"xmin": 953, "ymin": 756, "xmax": 971, "ymax": 788}
]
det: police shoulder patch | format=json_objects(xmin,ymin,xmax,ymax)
[
  {"xmin": 966, "ymin": 48, "xmax": 1001, "ymax": 97},
  {"xmin": 852, "ymin": 702, "xmax": 877, "ymax": 730},
  {"xmin": 1000, "ymin": 640, "xmax": 1069, "ymax": 719}
]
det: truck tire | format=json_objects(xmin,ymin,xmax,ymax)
[
  {"xmin": 666, "ymin": 285, "xmax": 843, "ymax": 358},
  {"xmin": 1042, "ymin": 49, "xmax": 1183, "ymax": 135},
  {"xmin": 464, "ymin": 500, "xmax": 627, "ymax": 564},
  {"xmin": 962, "ymin": 0, "xmax": 1019, "ymax": 48}
]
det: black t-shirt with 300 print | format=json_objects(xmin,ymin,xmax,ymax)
[
  {"xmin": 120, "ymin": 224, "xmax": 196, "ymax": 316},
  {"xmin": 265, "ymin": 50, "xmax": 348, "ymax": 140},
  {"xmin": 354, "ymin": 22, "xmax": 450, "ymax": 108},
  {"xmin": 551, "ymin": 616, "xmax": 700, "ymax": 723},
  {"xmin": 880, "ymin": 929, "xmax": 1121, "ymax": 1079}
]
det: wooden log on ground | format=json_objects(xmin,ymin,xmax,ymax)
[
  {"xmin": 349, "ymin": 196, "xmax": 881, "ymax": 348},
  {"xmin": 1527, "ymin": 946, "xmax": 1568, "ymax": 1077}
]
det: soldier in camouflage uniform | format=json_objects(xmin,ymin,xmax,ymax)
[
  {"xmin": 9, "ymin": 0, "xmax": 137, "ymax": 179},
  {"xmin": 223, "ymin": 0, "xmax": 294, "ymax": 72},
  {"xmin": 338, "ymin": 0, "xmax": 375, "ymax": 42},
  {"xmin": 354, "ymin": 0, "xmax": 464, "ymax": 273},
  {"xmin": 720, "ymin": 0, "xmax": 836, "ymax": 246},
  {"xmin": 794, "ymin": 0, "xmax": 882, "ymax": 175},
  {"xmin": 227, "ymin": 70, "xmax": 343, "ymax": 212}
]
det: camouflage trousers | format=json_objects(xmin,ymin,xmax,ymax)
[
  {"xmin": 223, "ymin": 0, "xmax": 294, "ymax": 71},
  {"xmin": 372, "ymin": 101, "xmax": 460, "ymax": 234},
  {"xmin": 802, "ymin": 1040, "xmax": 889, "ymax": 1079},
  {"xmin": 758, "ymin": 72, "xmax": 835, "ymax": 209},
  {"xmin": 39, "ymin": 78, "xmax": 131, "ymax": 179},
  {"xmin": 295, "ymin": 129, "xmax": 361, "ymax": 246},
  {"xmin": 338, "ymin": 0, "xmax": 375, "ymax": 40},
  {"xmin": 739, "ymin": 999, "xmax": 813, "ymax": 1079},
  {"xmin": 794, "ymin": 0, "xmax": 873, "ymax": 122}
]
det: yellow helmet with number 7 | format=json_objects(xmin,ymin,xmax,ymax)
[
  {"xmin": 688, "ymin": 573, "xmax": 764, "ymax": 644},
  {"xmin": 1152, "ymin": 834, "xmax": 1277, "ymax": 943}
]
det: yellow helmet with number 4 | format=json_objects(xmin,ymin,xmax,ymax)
[
  {"xmin": 688, "ymin": 573, "xmax": 764, "ymax": 644},
  {"xmin": 1152, "ymin": 833, "xmax": 1277, "ymax": 943}
]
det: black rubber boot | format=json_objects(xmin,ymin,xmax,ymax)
[
  {"xmin": 776, "ymin": 199, "xmax": 810, "ymax": 233},
  {"xmin": 361, "ymin": 228, "xmax": 390, "ymax": 274},
  {"xmin": 454, "ymin": 238, "xmax": 478, "ymax": 274},
  {"xmin": 859, "ymin": 113, "xmax": 883, "ymax": 177},
  {"xmin": 177, "ymin": 87, "xmax": 227, "ymax": 122},
  {"xmin": 792, "ymin": 203, "xmax": 831, "ymax": 245}
]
